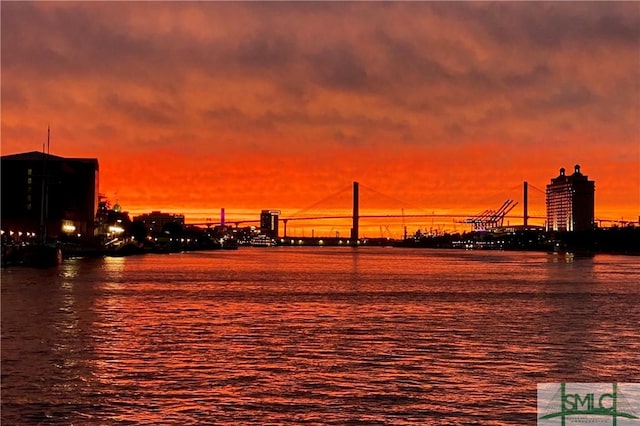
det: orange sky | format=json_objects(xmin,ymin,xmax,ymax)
[{"xmin": 2, "ymin": 2, "xmax": 639, "ymax": 236}]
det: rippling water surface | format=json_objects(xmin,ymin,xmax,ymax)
[{"xmin": 2, "ymin": 248, "xmax": 639, "ymax": 424}]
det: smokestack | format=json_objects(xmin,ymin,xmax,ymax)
[{"xmin": 221, "ymin": 208, "xmax": 225, "ymax": 227}]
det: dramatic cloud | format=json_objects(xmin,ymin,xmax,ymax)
[{"xmin": 2, "ymin": 2, "xmax": 638, "ymax": 231}]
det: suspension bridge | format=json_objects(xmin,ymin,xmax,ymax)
[{"xmin": 191, "ymin": 181, "xmax": 555, "ymax": 240}]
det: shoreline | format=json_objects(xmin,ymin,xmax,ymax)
[{"xmin": 3, "ymin": 226, "xmax": 639, "ymax": 268}]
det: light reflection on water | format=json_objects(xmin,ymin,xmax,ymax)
[{"xmin": 2, "ymin": 248, "xmax": 639, "ymax": 424}]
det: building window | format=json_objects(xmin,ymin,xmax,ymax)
[{"xmin": 27, "ymin": 168, "xmax": 32, "ymax": 175}]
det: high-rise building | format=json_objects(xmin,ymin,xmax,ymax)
[
  {"xmin": 260, "ymin": 210, "xmax": 280, "ymax": 238},
  {"xmin": 1, "ymin": 151, "xmax": 99, "ymax": 239},
  {"xmin": 546, "ymin": 165, "xmax": 595, "ymax": 232}
]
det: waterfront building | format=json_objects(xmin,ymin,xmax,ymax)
[
  {"xmin": 260, "ymin": 210, "xmax": 280, "ymax": 238},
  {"xmin": 134, "ymin": 211, "xmax": 185, "ymax": 234},
  {"xmin": 95, "ymin": 198, "xmax": 132, "ymax": 239},
  {"xmin": 1, "ymin": 151, "xmax": 99, "ymax": 239},
  {"xmin": 545, "ymin": 165, "xmax": 595, "ymax": 232}
]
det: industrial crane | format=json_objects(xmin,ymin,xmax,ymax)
[{"xmin": 466, "ymin": 200, "xmax": 518, "ymax": 231}]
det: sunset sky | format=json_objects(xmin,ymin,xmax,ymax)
[{"xmin": 2, "ymin": 2, "xmax": 639, "ymax": 235}]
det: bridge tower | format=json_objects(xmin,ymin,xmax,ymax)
[
  {"xmin": 351, "ymin": 181, "xmax": 359, "ymax": 244},
  {"xmin": 523, "ymin": 181, "xmax": 528, "ymax": 227}
]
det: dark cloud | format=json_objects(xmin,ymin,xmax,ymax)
[
  {"xmin": 1, "ymin": 1, "xmax": 638, "ymax": 151},
  {"xmin": 2, "ymin": 2, "xmax": 200, "ymax": 89},
  {"xmin": 542, "ymin": 84, "xmax": 599, "ymax": 110},
  {"xmin": 234, "ymin": 33, "xmax": 297, "ymax": 70},
  {"xmin": 104, "ymin": 93, "xmax": 178, "ymax": 126},
  {"xmin": 204, "ymin": 105, "xmax": 411, "ymax": 145},
  {"xmin": 204, "ymin": 107, "xmax": 277, "ymax": 133},
  {"xmin": 517, "ymin": 3, "xmax": 640, "ymax": 48},
  {"xmin": 205, "ymin": 107, "xmax": 245, "ymax": 121},
  {"xmin": 429, "ymin": 2, "xmax": 640, "ymax": 49},
  {"xmin": 502, "ymin": 64, "xmax": 552, "ymax": 89},
  {"xmin": 373, "ymin": 30, "xmax": 455, "ymax": 86},
  {"xmin": 309, "ymin": 44, "xmax": 370, "ymax": 92}
]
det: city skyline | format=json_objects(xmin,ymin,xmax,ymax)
[{"xmin": 2, "ymin": 2, "xmax": 638, "ymax": 230}]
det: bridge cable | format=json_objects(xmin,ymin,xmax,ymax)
[
  {"xmin": 358, "ymin": 183, "xmax": 434, "ymax": 216},
  {"xmin": 289, "ymin": 183, "xmax": 352, "ymax": 218}
]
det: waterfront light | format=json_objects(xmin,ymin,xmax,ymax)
[{"xmin": 108, "ymin": 225, "xmax": 124, "ymax": 234}]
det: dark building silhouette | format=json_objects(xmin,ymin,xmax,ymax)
[
  {"xmin": 1, "ymin": 151, "xmax": 99, "ymax": 239},
  {"xmin": 134, "ymin": 210, "xmax": 185, "ymax": 234},
  {"xmin": 546, "ymin": 164, "xmax": 595, "ymax": 232},
  {"xmin": 96, "ymin": 199, "xmax": 132, "ymax": 238},
  {"xmin": 260, "ymin": 210, "xmax": 280, "ymax": 238}
]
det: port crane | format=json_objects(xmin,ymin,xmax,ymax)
[{"xmin": 465, "ymin": 200, "xmax": 518, "ymax": 231}]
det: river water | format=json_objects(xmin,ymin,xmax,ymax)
[{"xmin": 2, "ymin": 247, "xmax": 639, "ymax": 424}]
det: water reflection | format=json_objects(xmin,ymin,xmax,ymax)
[
  {"xmin": 540, "ymin": 263, "xmax": 598, "ymax": 379},
  {"xmin": 2, "ymin": 249, "xmax": 639, "ymax": 424},
  {"xmin": 1, "ymin": 259, "xmax": 100, "ymax": 423},
  {"xmin": 102, "ymin": 255, "xmax": 126, "ymax": 282}
]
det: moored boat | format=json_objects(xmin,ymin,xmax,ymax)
[
  {"xmin": 23, "ymin": 243, "xmax": 62, "ymax": 268},
  {"xmin": 250, "ymin": 235, "xmax": 276, "ymax": 247}
]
